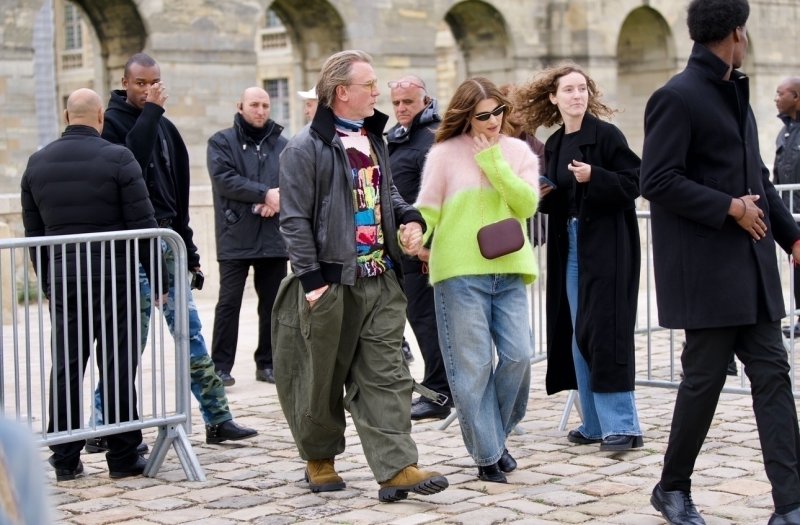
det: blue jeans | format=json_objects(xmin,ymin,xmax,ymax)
[
  {"xmin": 94, "ymin": 239, "xmax": 231, "ymax": 426},
  {"xmin": 566, "ymin": 218, "xmax": 641, "ymax": 439},
  {"xmin": 434, "ymin": 274, "xmax": 532, "ymax": 466}
]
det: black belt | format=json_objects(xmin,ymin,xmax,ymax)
[{"xmin": 157, "ymin": 218, "xmax": 173, "ymax": 228}]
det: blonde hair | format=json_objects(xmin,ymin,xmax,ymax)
[
  {"xmin": 435, "ymin": 77, "xmax": 513, "ymax": 143},
  {"xmin": 515, "ymin": 63, "xmax": 615, "ymax": 133},
  {"xmin": 316, "ymin": 50, "xmax": 373, "ymax": 108}
]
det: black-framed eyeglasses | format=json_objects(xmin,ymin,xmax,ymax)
[
  {"xmin": 473, "ymin": 105, "xmax": 506, "ymax": 122},
  {"xmin": 350, "ymin": 79, "xmax": 379, "ymax": 91},
  {"xmin": 387, "ymin": 80, "xmax": 425, "ymax": 90}
]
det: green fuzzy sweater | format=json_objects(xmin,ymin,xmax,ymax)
[{"xmin": 415, "ymin": 134, "xmax": 540, "ymax": 285}]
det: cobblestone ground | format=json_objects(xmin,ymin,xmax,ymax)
[{"xmin": 41, "ymin": 295, "xmax": 798, "ymax": 525}]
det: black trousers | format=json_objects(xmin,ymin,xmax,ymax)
[
  {"xmin": 211, "ymin": 257, "xmax": 287, "ymax": 372},
  {"xmin": 661, "ymin": 321, "xmax": 800, "ymax": 508},
  {"xmin": 401, "ymin": 260, "xmax": 451, "ymax": 398},
  {"xmin": 48, "ymin": 276, "xmax": 142, "ymax": 470}
]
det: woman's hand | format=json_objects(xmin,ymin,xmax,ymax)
[
  {"xmin": 472, "ymin": 133, "xmax": 497, "ymax": 155},
  {"xmin": 567, "ymin": 159, "xmax": 592, "ymax": 183}
]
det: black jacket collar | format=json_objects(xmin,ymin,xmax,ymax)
[
  {"xmin": 62, "ymin": 125, "xmax": 100, "ymax": 138},
  {"xmin": 311, "ymin": 105, "xmax": 389, "ymax": 144}
]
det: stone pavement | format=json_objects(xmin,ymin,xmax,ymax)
[{"xmin": 45, "ymin": 294, "xmax": 796, "ymax": 525}]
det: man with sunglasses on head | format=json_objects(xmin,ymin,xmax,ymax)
[
  {"xmin": 274, "ymin": 50, "xmax": 448, "ymax": 502},
  {"xmin": 385, "ymin": 76, "xmax": 452, "ymax": 421}
]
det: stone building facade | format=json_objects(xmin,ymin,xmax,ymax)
[{"xmin": 1, "ymin": 0, "xmax": 799, "ymax": 296}]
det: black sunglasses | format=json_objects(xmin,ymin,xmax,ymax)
[{"xmin": 473, "ymin": 105, "xmax": 506, "ymax": 122}]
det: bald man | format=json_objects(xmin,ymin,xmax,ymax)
[
  {"xmin": 21, "ymin": 88, "xmax": 161, "ymax": 480},
  {"xmin": 207, "ymin": 86, "xmax": 288, "ymax": 385},
  {"xmin": 775, "ymin": 77, "xmax": 800, "ymax": 337}
]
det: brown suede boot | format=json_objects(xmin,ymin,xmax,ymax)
[
  {"xmin": 304, "ymin": 458, "xmax": 345, "ymax": 492},
  {"xmin": 378, "ymin": 464, "xmax": 449, "ymax": 502}
]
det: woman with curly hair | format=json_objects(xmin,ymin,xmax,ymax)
[
  {"xmin": 516, "ymin": 63, "xmax": 644, "ymax": 451},
  {"xmin": 414, "ymin": 77, "xmax": 539, "ymax": 483}
]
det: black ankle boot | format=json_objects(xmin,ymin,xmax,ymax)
[{"xmin": 477, "ymin": 462, "xmax": 507, "ymax": 483}]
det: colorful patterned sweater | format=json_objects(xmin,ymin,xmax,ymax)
[
  {"xmin": 415, "ymin": 134, "xmax": 540, "ymax": 284},
  {"xmin": 338, "ymin": 128, "xmax": 391, "ymax": 278}
]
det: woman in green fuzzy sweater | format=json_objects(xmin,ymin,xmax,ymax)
[{"xmin": 414, "ymin": 77, "xmax": 540, "ymax": 483}]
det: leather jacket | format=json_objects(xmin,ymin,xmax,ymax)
[{"xmin": 278, "ymin": 105, "xmax": 425, "ymax": 292}]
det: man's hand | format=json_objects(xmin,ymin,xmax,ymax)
[
  {"xmin": 792, "ymin": 241, "xmax": 800, "ymax": 267},
  {"xmin": 146, "ymin": 82, "xmax": 168, "ymax": 108},
  {"xmin": 399, "ymin": 222, "xmax": 423, "ymax": 256},
  {"xmin": 732, "ymin": 195, "xmax": 767, "ymax": 240},
  {"xmin": 417, "ymin": 247, "xmax": 431, "ymax": 262},
  {"xmin": 256, "ymin": 188, "xmax": 280, "ymax": 218},
  {"xmin": 154, "ymin": 293, "xmax": 169, "ymax": 308}
]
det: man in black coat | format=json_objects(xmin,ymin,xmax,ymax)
[
  {"xmin": 100, "ymin": 52, "xmax": 256, "ymax": 445},
  {"xmin": 207, "ymin": 87, "xmax": 288, "ymax": 386},
  {"xmin": 386, "ymin": 76, "xmax": 451, "ymax": 420},
  {"xmin": 21, "ymin": 88, "xmax": 156, "ymax": 481},
  {"xmin": 641, "ymin": 1, "xmax": 800, "ymax": 524}
]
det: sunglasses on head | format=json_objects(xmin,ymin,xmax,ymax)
[
  {"xmin": 387, "ymin": 80, "xmax": 425, "ymax": 90},
  {"xmin": 473, "ymin": 105, "xmax": 506, "ymax": 121}
]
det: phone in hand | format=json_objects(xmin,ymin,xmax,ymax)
[{"xmin": 539, "ymin": 176, "xmax": 557, "ymax": 189}]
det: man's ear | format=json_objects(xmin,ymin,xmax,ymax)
[
  {"xmin": 237, "ymin": 102, "xmax": 243, "ymax": 111},
  {"xmin": 424, "ymin": 96, "xmax": 432, "ymax": 105},
  {"xmin": 63, "ymin": 109, "xmax": 70, "ymax": 125}
]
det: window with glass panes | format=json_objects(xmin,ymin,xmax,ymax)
[
  {"xmin": 263, "ymin": 78, "xmax": 290, "ymax": 130},
  {"xmin": 64, "ymin": 2, "xmax": 82, "ymax": 50}
]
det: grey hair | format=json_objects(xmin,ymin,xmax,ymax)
[{"xmin": 316, "ymin": 50, "xmax": 373, "ymax": 108}]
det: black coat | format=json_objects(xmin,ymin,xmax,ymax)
[
  {"xmin": 207, "ymin": 114, "xmax": 288, "ymax": 260},
  {"xmin": 641, "ymin": 43, "xmax": 800, "ymax": 329},
  {"xmin": 102, "ymin": 90, "xmax": 199, "ymax": 269},
  {"xmin": 541, "ymin": 114, "xmax": 641, "ymax": 394},
  {"xmin": 21, "ymin": 125, "xmax": 159, "ymax": 287},
  {"xmin": 387, "ymin": 99, "xmax": 441, "ymax": 273}
]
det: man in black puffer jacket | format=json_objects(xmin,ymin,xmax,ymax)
[
  {"xmin": 21, "ymin": 88, "xmax": 159, "ymax": 481},
  {"xmin": 207, "ymin": 87, "xmax": 288, "ymax": 386}
]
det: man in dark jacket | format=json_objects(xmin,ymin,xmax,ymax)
[
  {"xmin": 100, "ymin": 53, "xmax": 256, "ymax": 445},
  {"xmin": 774, "ymin": 76, "xmax": 800, "ymax": 337},
  {"xmin": 21, "ymin": 88, "xmax": 155, "ymax": 481},
  {"xmin": 640, "ymin": 1, "xmax": 800, "ymax": 523},
  {"xmin": 207, "ymin": 87, "xmax": 288, "ymax": 386},
  {"xmin": 273, "ymin": 50, "xmax": 448, "ymax": 502},
  {"xmin": 385, "ymin": 76, "xmax": 451, "ymax": 420}
]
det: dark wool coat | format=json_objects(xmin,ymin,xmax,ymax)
[
  {"xmin": 641, "ymin": 43, "xmax": 800, "ymax": 330},
  {"xmin": 207, "ymin": 114, "xmax": 288, "ymax": 260},
  {"xmin": 541, "ymin": 114, "xmax": 641, "ymax": 395}
]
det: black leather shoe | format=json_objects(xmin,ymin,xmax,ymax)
[
  {"xmin": 768, "ymin": 507, "xmax": 800, "ymax": 525},
  {"xmin": 567, "ymin": 429, "xmax": 601, "ymax": 445},
  {"xmin": 206, "ymin": 420, "xmax": 258, "ymax": 444},
  {"xmin": 218, "ymin": 371, "xmax": 235, "ymax": 387},
  {"xmin": 48, "ymin": 455, "xmax": 84, "ymax": 482},
  {"xmin": 477, "ymin": 462, "xmax": 507, "ymax": 483},
  {"xmin": 600, "ymin": 434, "xmax": 644, "ymax": 451},
  {"xmin": 85, "ymin": 438, "xmax": 148, "ymax": 455},
  {"xmin": 84, "ymin": 437, "xmax": 108, "ymax": 454},
  {"xmin": 498, "ymin": 449, "xmax": 517, "ymax": 473},
  {"xmin": 255, "ymin": 368, "xmax": 275, "ymax": 384},
  {"xmin": 410, "ymin": 399, "xmax": 451, "ymax": 420},
  {"xmin": 727, "ymin": 357, "xmax": 738, "ymax": 376},
  {"xmin": 650, "ymin": 483, "xmax": 706, "ymax": 524},
  {"xmin": 109, "ymin": 455, "xmax": 147, "ymax": 479}
]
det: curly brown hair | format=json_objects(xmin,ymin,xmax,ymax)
[
  {"xmin": 515, "ymin": 63, "xmax": 615, "ymax": 133},
  {"xmin": 435, "ymin": 77, "xmax": 514, "ymax": 143}
]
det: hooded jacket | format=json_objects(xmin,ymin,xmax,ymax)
[
  {"xmin": 102, "ymin": 90, "xmax": 199, "ymax": 269},
  {"xmin": 207, "ymin": 113, "xmax": 288, "ymax": 260},
  {"xmin": 278, "ymin": 105, "xmax": 424, "ymax": 293},
  {"xmin": 386, "ymin": 99, "xmax": 441, "ymax": 205}
]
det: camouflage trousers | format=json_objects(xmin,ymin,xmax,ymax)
[{"xmin": 93, "ymin": 240, "xmax": 231, "ymax": 426}]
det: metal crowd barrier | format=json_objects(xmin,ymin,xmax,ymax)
[{"xmin": 0, "ymin": 228, "xmax": 205, "ymax": 481}]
